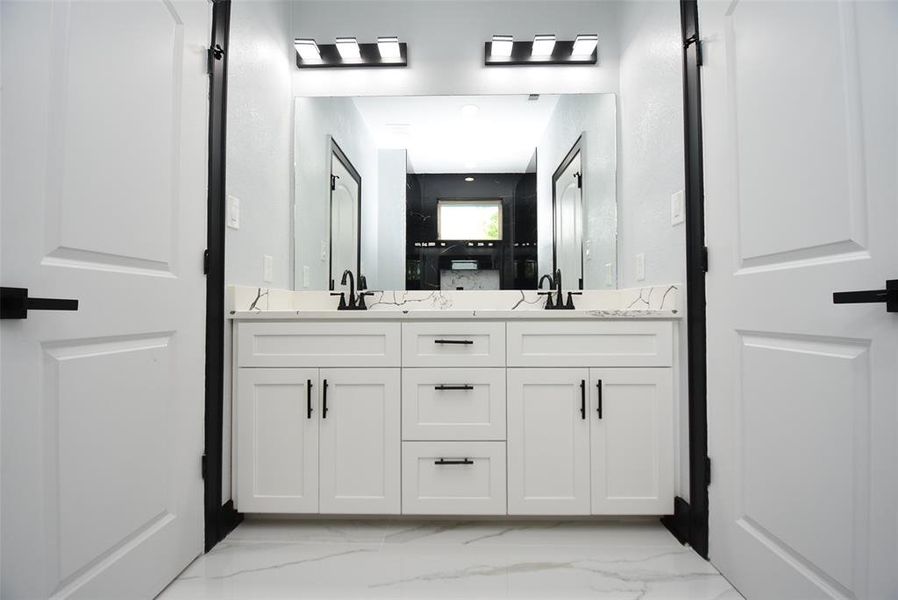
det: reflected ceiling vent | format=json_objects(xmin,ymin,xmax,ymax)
[
  {"xmin": 294, "ymin": 36, "xmax": 408, "ymax": 68},
  {"xmin": 484, "ymin": 33, "xmax": 598, "ymax": 66}
]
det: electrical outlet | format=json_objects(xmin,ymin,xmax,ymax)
[
  {"xmin": 584, "ymin": 239, "xmax": 592, "ymax": 261},
  {"xmin": 303, "ymin": 265, "xmax": 311, "ymax": 288},
  {"xmin": 671, "ymin": 190, "xmax": 685, "ymax": 225},
  {"xmin": 227, "ymin": 195, "xmax": 240, "ymax": 229},
  {"xmin": 320, "ymin": 240, "xmax": 328, "ymax": 262},
  {"xmin": 263, "ymin": 255, "xmax": 273, "ymax": 282},
  {"xmin": 636, "ymin": 253, "xmax": 646, "ymax": 281},
  {"xmin": 604, "ymin": 263, "xmax": 613, "ymax": 286}
]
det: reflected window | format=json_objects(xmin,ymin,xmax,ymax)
[{"xmin": 437, "ymin": 200, "xmax": 502, "ymax": 240}]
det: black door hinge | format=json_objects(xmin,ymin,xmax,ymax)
[
  {"xmin": 701, "ymin": 246, "xmax": 709, "ymax": 273},
  {"xmin": 330, "ymin": 174, "xmax": 338, "ymax": 191},
  {"xmin": 201, "ymin": 454, "xmax": 207, "ymax": 479},
  {"xmin": 705, "ymin": 456, "xmax": 711, "ymax": 486},
  {"xmin": 203, "ymin": 249, "xmax": 210, "ymax": 275},
  {"xmin": 575, "ymin": 172, "xmax": 582, "ymax": 189},
  {"xmin": 207, "ymin": 44, "xmax": 225, "ymax": 75},
  {"xmin": 685, "ymin": 34, "xmax": 703, "ymax": 67}
]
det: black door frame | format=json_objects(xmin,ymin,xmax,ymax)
[
  {"xmin": 661, "ymin": 0, "xmax": 709, "ymax": 559},
  {"xmin": 201, "ymin": 0, "xmax": 710, "ymax": 558},
  {"xmin": 204, "ymin": 0, "xmax": 242, "ymax": 552},
  {"xmin": 328, "ymin": 138, "xmax": 363, "ymax": 291}
]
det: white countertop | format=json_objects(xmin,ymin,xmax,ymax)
[{"xmin": 230, "ymin": 308, "xmax": 680, "ymax": 320}]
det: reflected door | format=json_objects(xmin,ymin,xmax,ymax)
[
  {"xmin": 554, "ymin": 150, "xmax": 583, "ymax": 288},
  {"xmin": 1, "ymin": 1, "xmax": 209, "ymax": 597},
  {"xmin": 701, "ymin": 1, "xmax": 898, "ymax": 598},
  {"xmin": 330, "ymin": 147, "xmax": 360, "ymax": 289}
]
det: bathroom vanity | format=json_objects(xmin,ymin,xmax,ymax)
[{"xmin": 230, "ymin": 287, "xmax": 680, "ymax": 518}]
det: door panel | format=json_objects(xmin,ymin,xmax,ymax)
[
  {"xmin": 700, "ymin": 0, "xmax": 897, "ymax": 597},
  {"xmin": 0, "ymin": 1, "xmax": 210, "ymax": 597},
  {"xmin": 507, "ymin": 368, "xmax": 590, "ymax": 515},
  {"xmin": 236, "ymin": 369, "xmax": 319, "ymax": 513},
  {"xmin": 589, "ymin": 368, "xmax": 673, "ymax": 515},
  {"xmin": 319, "ymin": 368, "xmax": 400, "ymax": 514},
  {"xmin": 554, "ymin": 153, "xmax": 583, "ymax": 286}
]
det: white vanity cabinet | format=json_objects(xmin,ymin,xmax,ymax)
[{"xmin": 234, "ymin": 317, "xmax": 675, "ymax": 517}]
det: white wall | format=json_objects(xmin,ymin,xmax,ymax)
[
  {"xmin": 376, "ymin": 149, "xmax": 408, "ymax": 290},
  {"xmin": 294, "ymin": 97, "xmax": 379, "ymax": 289},
  {"xmin": 291, "ymin": 0, "xmax": 621, "ymax": 97},
  {"xmin": 224, "ymin": 0, "xmax": 295, "ymax": 502},
  {"xmin": 536, "ymin": 94, "xmax": 617, "ymax": 288},
  {"xmin": 615, "ymin": 0, "xmax": 687, "ymax": 499}
]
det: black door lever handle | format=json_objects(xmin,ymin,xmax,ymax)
[
  {"xmin": 1, "ymin": 287, "xmax": 79, "ymax": 319},
  {"xmin": 833, "ymin": 280, "xmax": 897, "ymax": 313}
]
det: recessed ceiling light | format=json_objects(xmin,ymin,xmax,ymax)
[
  {"xmin": 294, "ymin": 38, "xmax": 320, "ymax": 61},
  {"xmin": 491, "ymin": 35, "xmax": 514, "ymax": 59},
  {"xmin": 532, "ymin": 34, "xmax": 556, "ymax": 57},
  {"xmin": 572, "ymin": 33, "xmax": 598, "ymax": 57},
  {"xmin": 335, "ymin": 37, "xmax": 361, "ymax": 60},
  {"xmin": 377, "ymin": 36, "xmax": 401, "ymax": 59},
  {"xmin": 465, "ymin": 177, "xmax": 475, "ymax": 182},
  {"xmin": 461, "ymin": 104, "xmax": 479, "ymax": 118}
]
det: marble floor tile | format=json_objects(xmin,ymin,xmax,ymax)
[{"xmin": 158, "ymin": 520, "xmax": 744, "ymax": 600}]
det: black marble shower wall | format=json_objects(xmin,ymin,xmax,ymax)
[{"xmin": 406, "ymin": 173, "xmax": 538, "ymax": 290}]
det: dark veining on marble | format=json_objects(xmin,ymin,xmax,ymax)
[
  {"xmin": 248, "ymin": 287, "xmax": 269, "ymax": 312},
  {"xmin": 179, "ymin": 548, "xmax": 374, "ymax": 581}
]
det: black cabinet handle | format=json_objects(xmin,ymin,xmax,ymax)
[
  {"xmin": 833, "ymin": 279, "xmax": 897, "ymax": 313},
  {"xmin": 580, "ymin": 379, "xmax": 586, "ymax": 420},
  {"xmin": 434, "ymin": 384, "xmax": 474, "ymax": 391},
  {"xmin": 434, "ymin": 458, "xmax": 474, "ymax": 465},
  {"xmin": 1, "ymin": 287, "xmax": 78, "ymax": 319},
  {"xmin": 307, "ymin": 379, "xmax": 313, "ymax": 419},
  {"xmin": 322, "ymin": 379, "xmax": 328, "ymax": 418},
  {"xmin": 596, "ymin": 379, "xmax": 603, "ymax": 419},
  {"xmin": 433, "ymin": 339, "xmax": 474, "ymax": 345}
]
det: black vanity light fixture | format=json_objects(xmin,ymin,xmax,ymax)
[
  {"xmin": 294, "ymin": 36, "xmax": 408, "ymax": 68},
  {"xmin": 484, "ymin": 33, "xmax": 597, "ymax": 66}
]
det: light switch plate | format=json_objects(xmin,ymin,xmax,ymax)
[
  {"xmin": 636, "ymin": 253, "xmax": 646, "ymax": 281},
  {"xmin": 227, "ymin": 195, "xmax": 240, "ymax": 229},
  {"xmin": 303, "ymin": 265, "xmax": 311, "ymax": 288},
  {"xmin": 584, "ymin": 239, "xmax": 592, "ymax": 261},
  {"xmin": 263, "ymin": 255, "xmax": 273, "ymax": 282},
  {"xmin": 320, "ymin": 240, "xmax": 328, "ymax": 262},
  {"xmin": 671, "ymin": 190, "xmax": 685, "ymax": 225},
  {"xmin": 604, "ymin": 263, "xmax": 613, "ymax": 286}
]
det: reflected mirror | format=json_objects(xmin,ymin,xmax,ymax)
[{"xmin": 294, "ymin": 94, "xmax": 617, "ymax": 292}]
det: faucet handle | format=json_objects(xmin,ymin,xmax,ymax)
[
  {"xmin": 565, "ymin": 291, "xmax": 583, "ymax": 309},
  {"xmin": 358, "ymin": 291, "xmax": 376, "ymax": 310},
  {"xmin": 538, "ymin": 291, "xmax": 555, "ymax": 309},
  {"xmin": 329, "ymin": 291, "xmax": 347, "ymax": 310}
]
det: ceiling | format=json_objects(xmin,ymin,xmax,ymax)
[{"xmin": 351, "ymin": 94, "xmax": 560, "ymax": 174}]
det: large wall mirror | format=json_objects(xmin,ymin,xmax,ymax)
[{"xmin": 294, "ymin": 94, "xmax": 617, "ymax": 292}]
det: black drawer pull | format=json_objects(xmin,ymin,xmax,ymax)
[
  {"xmin": 307, "ymin": 379, "xmax": 313, "ymax": 419},
  {"xmin": 434, "ymin": 384, "xmax": 474, "ymax": 391},
  {"xmin": 434, "ymin": 458, "xmax": 474, "ymax": 465},
  {"xmin": 596, "ymin": 379, "xmax": 603, "ymax": 419},
  {"xmin": 580, "ymin": 379, "xmax": 586, "ymax": 420},
  {"xmin": 322, "ymin": 379, "xmax": 328, "ymax": 418},
  {"xmin": 433, "ymin": 339, "xmax": 474, "ymax": 345}
]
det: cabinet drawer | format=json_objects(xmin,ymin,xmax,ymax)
[
  {"xmin": 507, "ymin": 321, "xmax": 672, "ymax": 367},
  {"xmin": 237, "ymin": 321, "xmax": 400, "ymax": 367},
  {"xmin": 402, "ymin": 442, "xmax": 506, "ymax": 515},
  {"xmin": 402, "ymin": 369, "xmax": 506, "ymax": 441},
  {"xmin": 402, "ymin": 322, "xmax": 505, "ymax": 367}
]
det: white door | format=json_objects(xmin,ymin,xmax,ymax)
[
  {"xmin": 507, "ymin": 368, "xmax": 590, "ymax": 515},
  {"xmin": 319, "ymin": 368, "xmax": 400, "ymax": 514},
  {"xmin": 589, "ymin": 368, "xmax": 673, "ymax": 515},
  {"xmin": 554, "ymin": 153, "xmax": 583, "ymax": 288},
  {"xmin": 236, "ymin": 369, "xmax": 319, "ymax": 513},
  {"xmin": 330, "ymin": 155, "xmax": 359, "ymax": 289},
  {"xmin": 700, "ymin": 1, "xmax": 898, "ymax": 598},
  {"xmin": 0, "ymin": 1, "xmax": 210, "ymax": 598}
]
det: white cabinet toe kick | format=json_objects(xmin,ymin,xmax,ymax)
[{"xmin": 234, "ymin": 319, "xmax": 675, "ymax": 516}]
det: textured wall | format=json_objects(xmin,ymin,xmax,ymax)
[
  {"xmin": 223, "ymin": 0, "xmax": 295, "ymax": 502},
  {"xmin": 616, "ymin": 0, "xmax": 688, "ymax": 500},
  {"xmin": 293, "ymin": 97, "xmax": 379, "ymax": 289},
  {"xmin": 536, "ymin": 94, "xmax": 618, "ymax": 289},
  {"xmin": 291, "ymin": 0, "xmax": 621, "ymax": 97}
]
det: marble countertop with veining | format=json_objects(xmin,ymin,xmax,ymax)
[{"xmin": 230, "ymin": 308, "xmax": 680, "ymax": 320}]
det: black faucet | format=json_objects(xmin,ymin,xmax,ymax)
[
  {"xmin": 539, "ymin": 269, "xmax": 582, "ymax": 310},
  {"xmin": 331, "ymin": 269, "xmax": 374, "ymax": 310}
]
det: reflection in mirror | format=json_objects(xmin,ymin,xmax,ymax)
[
  {"xmin": 294, "ymin": 94, "xmax": 616, "ymax": 291},
  {"xmin": 328, "ymin": 140, "xmax": 360, "ymax": 290}
]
